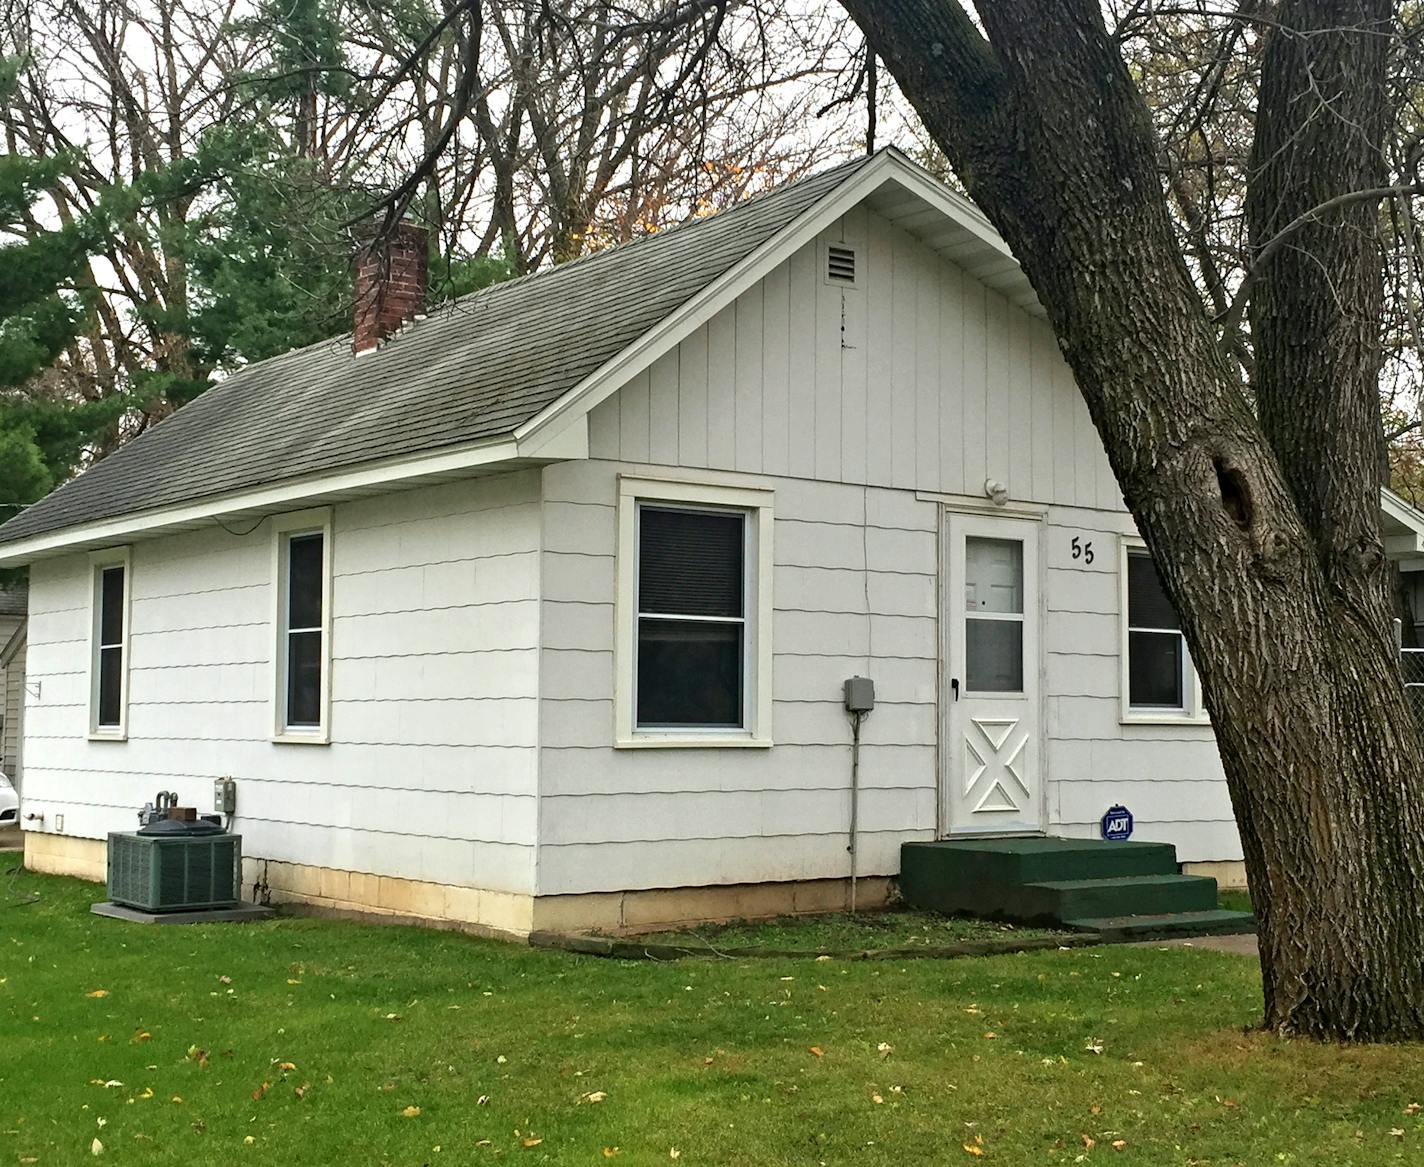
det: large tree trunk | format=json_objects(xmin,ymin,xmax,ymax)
[{"xmin": 842, "ymin": 0, "xmax": 1424, "ymax": 1039}]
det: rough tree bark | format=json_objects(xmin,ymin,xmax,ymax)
[{"xmin": 840, "ymin": 0, "xmax": 1424, "ymax": 1039}]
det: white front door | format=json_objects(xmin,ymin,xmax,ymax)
[{"xmin": 942, "ymin": 511, "xmax": 1044, "ymax": 836}]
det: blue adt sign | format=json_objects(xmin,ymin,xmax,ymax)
[{"xmin": 1101, "ymin": 804, "xmax": 1134, "ymax": 841}]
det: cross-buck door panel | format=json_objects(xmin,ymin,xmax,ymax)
[{"xmin": 942, "ymin": 513, "xmax": 1044, "ymax": 836}]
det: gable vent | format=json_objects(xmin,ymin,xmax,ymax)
[{"xmin": 826, "ymin": 244, "xmax": 858, "ymax": 285}]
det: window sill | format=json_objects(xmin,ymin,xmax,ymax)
[
  {"xmin": 1120, "ymin": 712, "xmax": 1211, "ymax": 728},
  {"xmin": 88, "ymin": 729, "xmax": 127, "ymax": 743},
  {"xmin": 273, "ymin": 730, "xmax": 331, "ymax": 746},
  {"xmin": 616, "ymin": 734, "xmax": 773, "ymax": 750}
]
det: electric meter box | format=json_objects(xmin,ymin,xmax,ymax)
[{"xmin": 843, "ymin": 676, "xmax": 875, "ymax": 713}]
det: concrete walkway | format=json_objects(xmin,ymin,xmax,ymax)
[{"xmin": 1133, "ymin": 933, "xmax": 1258, "ymax": 956}]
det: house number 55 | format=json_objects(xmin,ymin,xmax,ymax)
[{"xmin": 1071, "ymin": 537, "xmax": 1095, "ymax": 565}]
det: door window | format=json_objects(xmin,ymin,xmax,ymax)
[{"xmin": 964, "ymin": 537, "xmax": 1024, "ymax": 692}]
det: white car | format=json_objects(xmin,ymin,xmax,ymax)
[{"xmin": 0, "ymin": 771, "xmax": 16, "ymax": 827}]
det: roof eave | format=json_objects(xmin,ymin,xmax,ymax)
[
  {"xmin": 0, "ymin": 420, "xmax": 588, "ymax": 568},
  {"xmin": 1383, "ymin": 486, "xmax": 1424, "ymax": 563}
]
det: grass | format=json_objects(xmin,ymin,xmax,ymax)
[
  {"xmin": 649, "ymin": 910, "xmax": 1069, "ymax": 952},
  {"xmin": 1219, "ymin": 887, "xmax": 1254, "ymax": 914},
  {"xmin": 2, "ymin": 870, "xmax": 1419, "ymax": 1166}
]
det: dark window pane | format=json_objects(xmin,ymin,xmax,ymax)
[
  {"xmin": 1127, "ymin": 551, "xmax": 1179, "ymax": 631},
  {"xmin": 287, "ymin": 630, "xmax": 323, "ymax": 727},
  {"xmin": 98, "ymin": 646, "xmax": 123, "ymax": 726},
  {"xmin": 1129, "ymin": 630, "xmax": 1184, "ymax": 708},
  {"xmin": 636, "ymin": 619, "xmax": 742, "ymax": 727},
  {"xmin": 288, "ymin": 534, "xmax": 324, "ymax": 629},
  {"xmin": 639, "ymin": 507, "xmax": 744, "ymax": 617},
  {"xmin": 965, "ymin": 618, "xmax": 1023, "ymax": 692},
  {"xmin": 100, "ymin": 566, "xmax": 125, "ymax": 646}
]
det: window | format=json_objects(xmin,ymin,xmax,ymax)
[
  {"xmin": 273, "ymin": 509, "xmax": 331, "ymax": 741},
  {"xmin": 1121, "ymin": 541, "xmax": 1205, "ymax": 721},
  {"xmin": 964, "ymin": 537, "xmax": 1025, "ymax": 692},
  {"xmin": 89, "ymin": 548, "xmax": 130, "ymax": 738},
  {"xmin": 616, "ymin": 477, "xmax": 773, "ymax": 747}
]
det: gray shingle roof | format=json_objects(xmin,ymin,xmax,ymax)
[{"xmin": 0, "ymin": 156, "xmax": 869, "ymax": 550}]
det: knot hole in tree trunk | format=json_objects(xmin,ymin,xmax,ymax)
[{"xmin": 1214, "ymin": 457, "xmax": 1254, "ymax": 530}]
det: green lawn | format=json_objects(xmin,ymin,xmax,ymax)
[{"xmin": 2, "ymin": 870, "xmax": 1419, "ymax": 1166}]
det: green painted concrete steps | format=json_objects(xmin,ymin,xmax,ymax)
[
  {"xmin": 1016, "ymin": 874, "xmax": 1218, "ymax": 921},
  {"xmin": 899, "ymin": 836, "xmax": 1254, "ymax": 936},
  {"xmin": 1063, "ymin": 909, "xmax": 1259, "ymax": 942}
]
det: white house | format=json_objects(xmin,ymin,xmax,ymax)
[{"xmin": 2, "ymin": 148, "xmax": 1420, "ymax": 936}]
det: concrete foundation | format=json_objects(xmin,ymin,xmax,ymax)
[{"xmin": 24, "ymin": 831, "xmax": 896, "ymax": 938}]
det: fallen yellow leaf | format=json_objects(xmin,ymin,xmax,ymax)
[
  {"xmin": 808, "ymin": 1046, "xmax": 824, "ymax": 1057},
  {"xmin": 603, "ymin": 1148, "xmax": 621, "ymax": 1158},
  {"xmin": 962, "ymin": 1144, "xmax": 983, "ymax": 1157},
  {"xmin": 91, "ymin": 1137, "xmax": 104, "ymax": 1156},
  {"xmin": 521, "ymin": 1137, "xmax": 543, "ymax": 1148},
  {"xmin": 86, "ymin": 990, "xmax": 109, "ymax": 999},
  {"xmin": 401, "ymin": 1106, "xmax": 421, "ymax": 1118}
]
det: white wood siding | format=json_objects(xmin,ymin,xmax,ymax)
[
  {"xmin": 537, "ymin": 461, "xmax": 939, "ymax": 896},
  {"xmin": 20, "ymin": 471, "xmax": 542, "ymax": 893},
  {"xmin": 547, "ymin": 205, "xmax": 1240, "ymax": 892},
  {"xmin": 586, "ymin": 206, "xmax": 1120, "ymax": 510},
  {"xmin": 1040, "ymin": 504, "xmax": 1236, "ymax": 861}
]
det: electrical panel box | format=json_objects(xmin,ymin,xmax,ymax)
[
  {"xmin": 213, "ymin": 777, "xmax": 236, "ymax": 816},
  {"xmin": 843, "ymin": 676, "xmax": 875, "ymax": 713}
]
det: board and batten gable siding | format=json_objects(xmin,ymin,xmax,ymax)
[
  {"xmin": 585, "ymin": 204, "xmax": 1121, "ymax": 510},
  {"xmin": 20, "ymin": 470, "xmax": 542, "ymax": 893},
  {"xmin": 538, "ymin": 459, "xmax": 940, "ymax": 896}
]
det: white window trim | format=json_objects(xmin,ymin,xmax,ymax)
[
  {"xmin": 1118, "ymin": 536, "xmax": 1209, "ymax": 725},
  {"xmin": 271, "ymin": 507, "xmax": 333, "ymax": 744},
  {"xmin": 615, "ymin": 475, "xmax": 774, "ymax": 749},
  {"xmin": 87, "ymin": 546, "xmax": 132, "ymax": 741}
]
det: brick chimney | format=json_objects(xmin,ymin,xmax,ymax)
[{"xmin": 353, "ymin": 222, "xmax": 428, "ymax": 355}]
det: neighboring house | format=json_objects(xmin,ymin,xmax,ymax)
[
  {"xmin": 1, "ymin": 148, "xmax": 1421, "ymax": 936},
  {"xmin": 2, "ymin": 623, "xmax": 24, "ymax": 793},
  {"xmin": 0, "ymin": 583, "xmax": 27, "ymax": 787}
]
